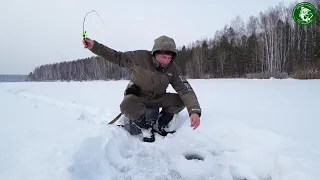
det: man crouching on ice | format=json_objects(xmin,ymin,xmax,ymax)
[{"xmin": 83, "ymin": 35, "xmax": 201, "ymax": 142}]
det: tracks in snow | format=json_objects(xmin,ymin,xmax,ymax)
[{"xmin": 4, "ymin": 89, "xmax": 114, "ymax": 125}]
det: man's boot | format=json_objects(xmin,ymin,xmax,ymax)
[
  {"xmin": 133, "ymin": 114, "xmax": 155, "ymax": 142},
  {"xmin": 153, "ymin": 110, "xmax": 176, "ymax": 136}
]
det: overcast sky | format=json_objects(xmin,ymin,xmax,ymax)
[{"xmin": 1, "ymin": 0, "xmax": 298, "ymax": 74}]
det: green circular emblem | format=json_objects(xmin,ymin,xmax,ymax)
[{"xmin": 292, "ymin": 2, "xmax": 317, "ymax": 25}]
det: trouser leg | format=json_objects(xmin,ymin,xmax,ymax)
[
  {"xmin": 119, "ymin": 94, "xmax": 155, "ymax": 142},
  {"xmin": 119, "ymin": 94, "xmax": 146, "ymax": 121},
  {"xmin": 149, "ymin": 93, "xmax": 185, "ymax": 136},
  {"xmin": 157, "ymin": 93, "xmax": 185, "ymax": 115},
  {"xmin": 120, "ymin": 93, "xmax": 184, "ymax": 121}
]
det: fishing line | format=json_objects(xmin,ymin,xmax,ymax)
[{"xmin": 82, "ymin": 10, "xmax": 108, "ymax": 39}]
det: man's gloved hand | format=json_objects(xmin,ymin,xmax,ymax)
[{"xmin": 125, "ymin": 84, "xmax": 141, "ymax": 96}]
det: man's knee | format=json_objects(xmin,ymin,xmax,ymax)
[
  {"xmin": 171, "ymin": 93, "xmax": 185, "ymax": 107},
  {"xmin": 162, "ymin": 93, "xmax": 185, "ymax": 114},
  {"xmin": 120, "ymin": 95, "xmax": 146, "ymax": 120}
]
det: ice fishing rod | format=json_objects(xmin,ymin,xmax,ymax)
[
  {"xmin": 82, "ymin": 10, "xmax": 122, "ymax": 125},
  {"xmin": 82, "ymin": 10, "xmax": 108, "ymax": 39}
]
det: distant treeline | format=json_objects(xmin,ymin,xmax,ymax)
[
  {"xmin": 27, "ymin": 0, "xmax": 320, "ymax": 81},
  {"xmin": 0, "ymin": 75, "xmax": 27, "ymax": 82}
]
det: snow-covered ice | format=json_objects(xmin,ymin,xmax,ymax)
[{"xmin": 0, "ymin": 79, "xmax": 319, "ymax": 180}]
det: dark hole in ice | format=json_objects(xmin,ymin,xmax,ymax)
[{"xmin": 183, "ymin": 153, "xmax": 204, "ymax": 161}]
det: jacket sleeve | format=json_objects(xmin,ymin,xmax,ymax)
[
  {"xmin": 170, "ymin": 66, "xmax": 202, "ymax": 117},
  {"xmin": 89, "ymin": 40, "xmax": 134, "ymax": 68}
]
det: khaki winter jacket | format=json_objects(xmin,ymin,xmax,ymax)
[{"xmin": 89, "ymin": 35, "xmax": 202, "ymax": 116}]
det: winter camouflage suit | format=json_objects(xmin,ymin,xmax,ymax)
[{"xmin": 89, "ymin": 35, "xmax": 202, "ymax": 123}]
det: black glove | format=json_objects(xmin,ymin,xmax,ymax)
[{"xmin": 125, "ymin": 84, "xmax": 141, "ymax": 96}]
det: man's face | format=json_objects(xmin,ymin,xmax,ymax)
[{"xmin": 155, "ymin": 51, "xmax": 173, "ymax": 67}]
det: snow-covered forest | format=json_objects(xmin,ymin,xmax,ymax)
[{"xmin": 27, "ymin": 0, "xmax": 320, "ymax": 81}]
